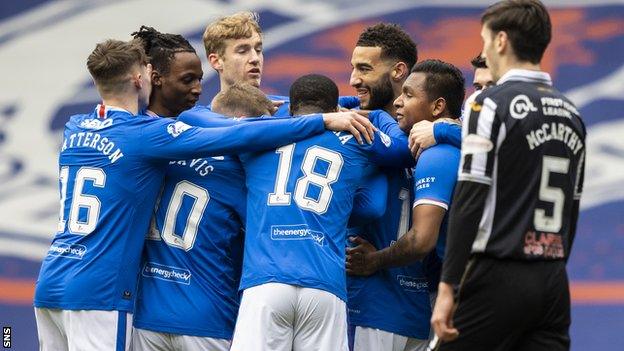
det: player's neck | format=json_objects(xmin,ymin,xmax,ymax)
[
  {"xmin": 148, "ymin": 101, "xmax": 178, "ymax": 118},
  {"xmin": 383, "ymin": 103, "xmax": 398, "ymax": 120},
  {"xmin": 101, "ymin": 96, "xmax": 139, "ymax": 115},
  {"xmin": 292, "ymin": 106, "xmax": 323, "ymax": 116},
  {"xmin": 496, "ymin": 57, "xmax": 542, "ymax": 82}
]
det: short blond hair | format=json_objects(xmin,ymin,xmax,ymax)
[
  {"xmin": 87, "ymin": 39, "xmax": 147, "ymax": 94},
  {"xmin": 212, "ymin": 82, "xmax": 273, "ymax": 117},
  {"xmin": 203, "ymin": 11, "xmax": 262, "ymax": 56}
]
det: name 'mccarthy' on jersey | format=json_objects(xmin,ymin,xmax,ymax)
[
  {"xmin": 133, "ymin": 107, "xmax": 246, "ymax": 339},
  {"xmin": 459, "ymin": 69, "xmax": 586, "ymax": 261},
  {"xmin": 34, "ymin": 104, "xmax": 328, "ymax": 312},
  {"xmin": 239, "ymin": 126, "xmax": 392, "ymax": 302}
]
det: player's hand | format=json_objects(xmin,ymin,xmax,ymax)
[
  {"xmin": 322, "ymin": 111, "xmax": 376, "ymax": 145},
  {"xmin": 271, "ymin": 100, "xmax": 285, "ymax": 114},
  {"xmin": 346, "ymin": 236, "xmax": 379, "ymax": 276},
  {"xmin": 408, "ymin": 120, "xmax": 435, "ymax": 159},
  {"xmin": 431, "ymin": 282, "xmax": 459, "ymax": 342}
]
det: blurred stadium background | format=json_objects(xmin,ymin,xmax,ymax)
[{"xmin": 0, "ymin": 0, "xmax": 623, "ymax": 349}]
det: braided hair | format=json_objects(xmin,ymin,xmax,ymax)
[{"xmin": 131, "ymin": 25, "xmax": 196, "ymax": 75}]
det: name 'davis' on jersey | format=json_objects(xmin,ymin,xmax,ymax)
[
  {"xmin": 61, "ymin": 131, "xmax": 124, "ymax": 163},
  {"xmin": 169, "ymin": 158, "xmax": 215, "ymax": 177}
]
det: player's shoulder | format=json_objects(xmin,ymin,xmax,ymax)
[
  {"xmin": 178, "ymin": 105, "xmax": 231, "ymax": 127},
  {"xmin": 368, "ymin": 109, "xmax": 394, "ymax": 126},
  {"xmin": 418, "ymin": 143, "xmax": 460, "ymax": 171}
]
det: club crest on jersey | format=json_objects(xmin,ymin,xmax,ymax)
[
  {"xmin": 510, "ymin": 94, "xmax": 538, "ymax": 119},
  {"xmin": 167, "ymin": 121, "xmax": 191, "ymax": 138}
]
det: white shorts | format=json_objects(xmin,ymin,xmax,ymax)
[
  {"xmin": 130, "ymin": 327, "xmax": 230, "ymax": 351},
  {"xmin": 353, "ymin": 326, "xmax": 428, "ymax": 351},
  {"xmin": 35, "ymin": 307, "xmax": 132, "ymax": 351},
  {"xmin": 231, "ymin": 282, "xmax": 348, "ymax": 351}
]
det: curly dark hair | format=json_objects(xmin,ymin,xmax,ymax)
[
  {"xmin": 411, "ymin": 59, "xmax": 465, "ymax": 119},
  {"xmin": 131, "ymin": 25, "xmax": 196, "ymax": 75},
  {"xmin": 289, "ymin": 74, "xmax": 339, "ymax": 115},
  {"xmin": 356, "ymin": 23, "xmax": 417, "ymax": 70}
]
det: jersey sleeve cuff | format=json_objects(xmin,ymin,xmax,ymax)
[{"xmin": 413, "ymin": 199, "xmax": 449, "ymax": 210}]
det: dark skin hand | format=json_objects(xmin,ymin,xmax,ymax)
[
  {"xmin": 346, "ymin": 236, "xmax": 379, "ymax": 276},
  {"xmin": 346, "ymin": 204, "xmax": 446, "ymax": 276}
]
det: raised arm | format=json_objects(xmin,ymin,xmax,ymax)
[{"xmin": 140, "ymin": 111, "xmax": 375, "ymax": 160}]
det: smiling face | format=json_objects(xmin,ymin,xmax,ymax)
[
  {"xmin": 350, "ymin": 46, "xmax": 395, "ymax": 111},
  {"xmin": 393, "ymin": 72, "xmax": 434, "ymax": 132},
  {"xmin": 152, "ymin": 51, "xmax": 203, "ymax": 117},
  {"xmin": 214, "ymin": 31, "xmax": 263, "ymax": 88}
]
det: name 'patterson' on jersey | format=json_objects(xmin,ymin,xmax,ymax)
[
  {"xmin": 61, "ymin": 131, "xmax": 124, "ymax": 164},
  {"xmin": 525, "ymin": 122, "xmax": 584, "ymax": 155}
]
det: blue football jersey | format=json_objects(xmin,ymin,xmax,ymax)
[
  {"xmin": 34, "ymin": 105, "xmax": 328, "ymax": 312},
  {"xmin": 347, "ymin": 114, "xmax": 463, "ymax": 339},
  {"xmin": 412, "ymin": 143, "xmax": 461, "ymax": 260},
  {"xmin": 133, "ymin": 110, "xmax": 246, "ymax": 338},
  {"xmin": 239, "ymin": 128, "xmax": 390, "ymax": 301}
]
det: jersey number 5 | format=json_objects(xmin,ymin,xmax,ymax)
[
  {"xmin": 268, "ymin": 144, "xmax": 343, "ymax": 214},
  {"xmin": 534, "ymin": 155, "xmax": 569, "ymax": 233}
]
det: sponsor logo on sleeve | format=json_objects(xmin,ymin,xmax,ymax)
[
  {"xmin": 510, "ymin": 94, "xmax": 538, "ymax": 119},
  {"xmin": 142, "ymin": 262, "xmax": 192, "ymax": 285},
  {"xmin": 462, "ymin": 134, "xmax": 494, "ymax": 155},
  {"xmin": 271, "ymin": 224, "xmax": 325, "ymax": 246},
  {"xmin": 47, "ymin": 242, "xmax": 87, "ymax": 260},
  {"xmin": 379, "ymin": 131, "xmax": 391, "ymax": 147},
  {"xmin": 166, "ymin": 121, "xmax": 191, "ymax": 138}
]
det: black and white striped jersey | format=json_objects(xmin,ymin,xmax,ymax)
[{"xmin": 456, "ymin": 69, "xmax": 586, "ymax": 261}]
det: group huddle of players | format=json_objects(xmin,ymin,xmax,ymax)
[{"xmin": 32, "ymin": 1, "xmax": 586, "ymax": 351}]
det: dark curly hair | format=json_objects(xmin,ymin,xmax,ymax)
[
  {"xmin": 356, "ymin": 23, "xmax": 417, "ymax": 70},
  {"xmin": 131, "ymin": 25, "xmax": 196, "ymax": 75},
  {"xmin": 289, "ymin": 74, "xmax": 339, "ymax": 115},
  {"xmin": 411, "ymin": 59, "xmax": 465, "ymax": 119}
]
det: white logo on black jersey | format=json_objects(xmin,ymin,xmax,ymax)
[{"xmin": 510, "ymin": 94, "xmax": 538, "ymax": 119}]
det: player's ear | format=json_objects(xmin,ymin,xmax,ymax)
[
  {"xmin": 392, "ymin": 61, "xmax": 409, "ymax": 82},
  {"xmin": 151, "ymin": 70, "xmax": 162, "ymax": 88},
  {"xmin": 431, "ymin": 97, "xmax": 446, "ymax": 119},
  {"xmin": 496, "ymin": 31, "xmax": 508, "ymax": 55},
  {"xmin": 208, "ymin": 53, "xmax": 223, "ymax": 71}
]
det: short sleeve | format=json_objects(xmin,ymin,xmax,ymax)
[{"xmin": 413, "ymin": 144, "xmax": 461, "ymax": 210}]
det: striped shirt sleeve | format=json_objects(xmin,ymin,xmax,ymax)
[{"xmin": 458, "ymin": 96, "xmax": 506, "ymax": 185}]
